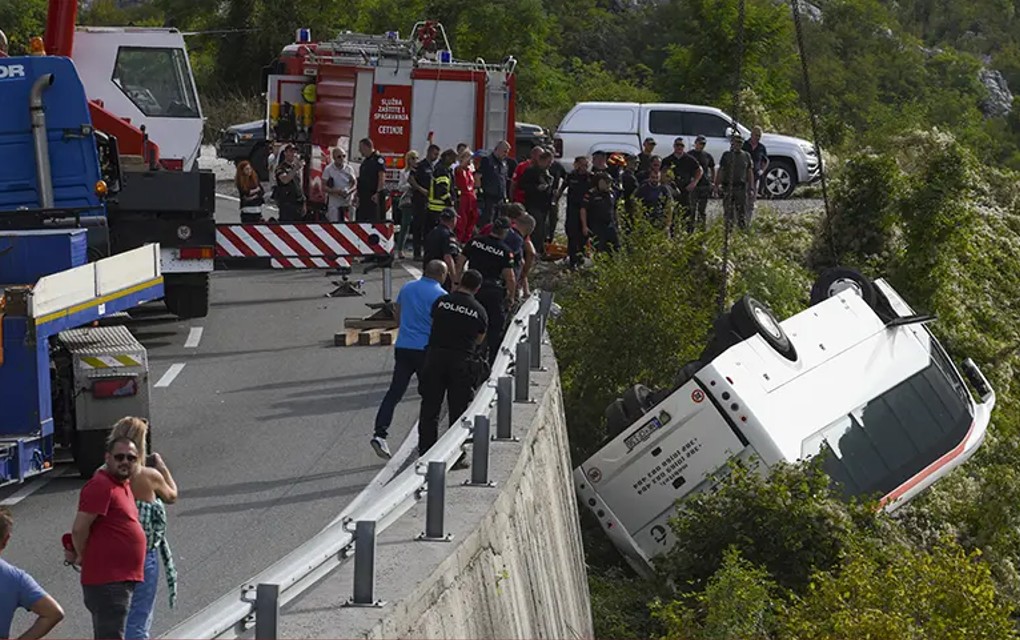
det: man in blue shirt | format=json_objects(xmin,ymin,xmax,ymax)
[
  {"xmin": 371, "ymin": 260, "xmax": 449, "ymax": 459},
  {"xmin": 0, "ymin": 507, "xmax": 64, "ymax": 639}
]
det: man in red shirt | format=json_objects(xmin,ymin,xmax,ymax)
[
  {"xmin": 69, "ymin": 437, "xmax": 146, "ymax": 640},
  {"xmin": 510, "ymin": 146, "xmax": 542, "ymax": 203}
]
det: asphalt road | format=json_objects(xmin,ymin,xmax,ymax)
[{"xmin": 0, "ymin": 192, "xmax": 417, "ymax": 638}]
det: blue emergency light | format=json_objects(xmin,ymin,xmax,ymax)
[
  {"xmin": 296, "ymin": 28, "xmax": 311, "ymax": 43},
  {"xmin": 386, "ymin": 31, "xmax": 399, "ymax": 41},
  {"xmin": 439, "ymin": 50, "xmax": 452, "ymax": 63}
]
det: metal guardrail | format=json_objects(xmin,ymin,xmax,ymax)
[{"xmin": 163, "ymin": 292, "xmax": 551, "ymax": 639}]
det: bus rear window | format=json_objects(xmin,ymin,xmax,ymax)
[{"xmin": 803, "ymin": 348, "xmax": 972, "ymax": 500}]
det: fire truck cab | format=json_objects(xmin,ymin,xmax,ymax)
[{"xmin": 264, "ymin": 22, "xmax": 516, "ymax": 207}]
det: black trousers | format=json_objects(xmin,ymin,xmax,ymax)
[
  {"xmin": 278, "ymin": 201, "xmax": 304, "ymax": 222},
  {"xmin": 356, "ymin": 196, "xmax": 380, "ymax": 222},
  {"xmin": 476, "ymin": 285, "xmax": 507, "ymax": 364},
  {"xmin": 480, "ymin": 195, "xmax": 503, "ymax": 226},
  {"xmin": 546, "ymin": 199, "xmax": 559, "ymax": 243},
  {"xmin": 417, "ymin": 349, "xmax": 476, "ymax": 456},
  {"xmin": 530, "ymin": 205, "xmax": 550, "ymax": 255},
  {"xmin": 83, "ymin": 581, "xmax": 136, "ymax": 640},
  {"xmin": 566, "ymin": 204, "xmax": 584, "ymax": 267},
  {"xmin": 373, "ymin": 348, "xmax": 427, "ymax": 438},
  {"xmin": 590, "ymin": 222, "xmax": 620, "ymax": 253}
]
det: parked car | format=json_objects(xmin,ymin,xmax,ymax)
[
  {"xmin": 553, "ymin": 102, "xmax": 821, "ymax": 199},
  {"xmin": 216, "ymin": 119, "xmax": 549, "ymax": 181}
]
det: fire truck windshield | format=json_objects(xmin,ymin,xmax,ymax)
[
  {"xmin": 112, "ymin": 46, "xmax": 199, "ymax": 118},
  {"xmin": 803, "ymin": 334, "xmax": 973, "ymax": 501}
]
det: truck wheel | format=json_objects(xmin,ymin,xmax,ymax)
[
  {"xmin": 730, "ymin": 295, "xmax": 798, "ymax": 361},
  {"xmin": 73, "ymin": 430, "xmax": 109, "ymax": 478},
  {"xmin": 164, "ymin": 274, "xmax": 210, "ymax": 319},
  {"xmin": 763, "ymin": 159, "xmax": 797, "ymax": 199},
  {"xmin": 810, "ymin": 267, "xmax": 877, "ymax": 309},
  {"xmin": 605, "ymin": 399, "xmax": 631, "ymax": 439},
  {"xmin": 622, "ymin": 384, "xmax": 653, "ymax": 420}
]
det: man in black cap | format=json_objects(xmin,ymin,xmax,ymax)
[
  {"xmin": 416, "ymin": 269, "xmax": 488, "ymax": 456},
  {"xmin": 457, "ymin": 217, "xmax": 517, "ymax": 363},
  {"xmin": 637, "ymin": 137, "xmax": 657, "ymax": 175},
  {"xmin": 660, "ymin": 137, "xmax": 704, "ymax": 234},
  {"xmin": 422, "ymin": 207, "xmax": 460, "ymax": 288},
  {"xmin": 687, "ymin": 135, "xmax": 716, "ymax": 231}
]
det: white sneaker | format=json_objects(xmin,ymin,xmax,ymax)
[{"xmin": 370, "ymin": 436, "xmax": 392, "ymax": 459}]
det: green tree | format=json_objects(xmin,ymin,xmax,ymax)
[{"xmin": 0, "ymin": 0, "xmax": 47, "ymax": 54}]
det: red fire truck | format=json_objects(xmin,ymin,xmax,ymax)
[{"xmin": 264, "ymin": 22, "xmax": 517, "ymax": 210}]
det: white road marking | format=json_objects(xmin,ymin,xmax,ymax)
[
  {"xmin": 402, "ymin": 264, "xmax": 423, "ymax": 279},
  {"xmin": 0, "ymin": 468, "xmax": 71, "ymax": 506},
  {"xmin": 215, "ymin": 192, "xmax": 278, "ymax": 211},
  {"xmin": 184, "ymin": 327, "xmax": 204, "ymax": 349},
  {"xmin": 155, "ymin": 363, "xmax": 186, "ymax": 388}
]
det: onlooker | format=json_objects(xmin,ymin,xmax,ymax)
[
  {"xmin": 395, "ymin": 150, "xmax": 419, "ymax": 258},
  {"xmin": 104, "ymin": 418, "xmax": 178, "ymax": 640},
  {"xmin": 478, "ymin": 141, "xmax": 510, "ymax": 226},
  {"xmin": 560, "ymin": 155, "xmax": 591, "ymax": 269},
  {"xmin": 457, "ymin": 217, "xmax": 516, "ymax": 363},
  {"xmin": 620, "ymin": 154, "xmax": 640, "ymax": 231},
  {"xmin": 660, "ymin": 137, "xmax": 704, "ymax": 233},
  {"xmin": 580, "ymin": 173, "xmax": 620, "ymax": 253},
  {"xmin": 742, "ymin": 126, "xmax": 769, "ymax": 215},
  {"xmin": 235, "ymin": 161, "xmax": 264, "ymax": 224},
  {"xmin": 687, "ymin": 135, "xmax": 716, "ymax": 231},
  {"xmin": 715, "ymin": 134, "xmax": 755, "ymax": 229},
  {"xmin": 504, "ymin": 155, "xmax": 518, "ymax": 199},
  {"xmin": 70, "ymin": 437, "xmax": 147, "ymax": 640},
  {"xmin": 633, "ymin": 169, "xmax": 673, "ymax": 230},
  {"xmin": 547, "ymin": 149, "xmax": 568, "ymax": 244},
  {"xmin": 519, "ymin": 150, "xmax": 554, "ymax": 254},
  {"xmin": 511, "ymin": 146, "xmax": 542, "ymax": 203},
  {"xmin": 356, "ymin": 138, "xmax": 387, "ymax": 222},
  {"xmin": 410, "ymin": 145, "xmax": 441, "ymax": 260},
  {"xmin": 273, "ymin": 145, "xmax": 305, "ymax": 222},
  {"xmin": 0, "ymin": 508, "xmax": 64, "ymax": 640},
  {"xmin": 416, "ymin": 269, "xmax": 488, "ymax": 456},
  {"xmin": 426, "ymin": 149, "xmax": 458, "ymax": 234},
  {"xmin": 422, "ymin": 208, "xmax": 460, "ymax": 288},
  {"xmin": 322, "ymin": 148, "xmax": 356, "ymax": 223},
  {"xmin": 454, "ymin": 149, "xmax": 479, "ymax": 243},
  {"xmin": 455, "ymin": 142, "xmax": 469, "ymax": 156},
  {"xmin": 635, "ymin": 154, "xmax": 661, "ymax": 184},
  {"xmin": 637, "ymin": 137, "xmax": 657, "ymax": 174},
  {"xmin": 371, "ymin": 260, "xmax": 449, "ymax": 458}
]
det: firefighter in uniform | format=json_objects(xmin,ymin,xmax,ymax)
[
  {"xmin": 714, "ymin": 134, "xmax": 755, "ymax": 229},
  {"xmin": 580, "ymin": 173, "xmax": 620, "ymax": 253},
  {"xmin": 426, "ymin": 149, "xmax": 458, "ymax": 235},
  {"xmin": 457, "ymin": 217, "xmax": 517, "ymax": 364},
  {"xmin": 416, "ymin": 269, "xmax": 489, "ymax": 456}
]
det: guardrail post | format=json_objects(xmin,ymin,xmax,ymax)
[
  {"xmin": 529, "ymin": 314, "xmax": 543, "ymax": 370},
  {"xmin": 382, "ymin": 264, "xmax": 393, "ymax": 302},
  {"xmin": 417, "ymin": 461, "xmax": 452, "ymax": 541},
  {"xmin": 344, "ymin": 520, "xmax": 385, "ymax": 607},
  {"xmin": 464, "ymin": 415, "xmax": 495, "ymax": 487},
  {"xmin": 539, "ymin": 290, "xmax": 554, "ymax": 326},
  {"xmin": 254, "ymin": 583, "xmax": 279, "ymax": 640},
  {"xmin": 495, "ymin": 376, "xmax": 517, "ymax": 441},
  {"xmin": 514, "ymin": 341, "xmax": 531, "ymax": 403}
]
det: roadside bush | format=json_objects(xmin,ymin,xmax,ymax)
[{"xmin": 780, "ymin": 541, "xmax": 1017, "ymax": 640}]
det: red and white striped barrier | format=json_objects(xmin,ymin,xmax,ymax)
[{"xmin": 216, "ymin": 223, "xmax": 394, "ymax": 269}]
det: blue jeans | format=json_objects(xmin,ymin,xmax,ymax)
[
  {"xmin": 373, "ymin": 348, "xmax": 427, "ymax": 439},
  {"xmin": 125, "ymin": 549, "xmax": 159, "ymax": 639}
]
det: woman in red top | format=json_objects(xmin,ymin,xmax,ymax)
[{"xmin": 454, "ymin": 149, "xmax": 479, "ymax": 243}]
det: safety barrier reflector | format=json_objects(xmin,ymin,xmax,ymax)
[{"xmin": 215, "ymin": 223, "xmax": 394, "ymax": 269}]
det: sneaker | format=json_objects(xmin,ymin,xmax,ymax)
[{"xmin": 370, "ymin": 436, "xmax": 392, "ymax": 459}]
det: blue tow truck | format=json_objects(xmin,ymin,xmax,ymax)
[{"xmin": 0, "ymin": 54, "xmax": 164, "ymax": 485}]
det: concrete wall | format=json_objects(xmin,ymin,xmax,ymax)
[{"xmin": 279, "ymin": 340, "xmax": 594, "ymax": 639}]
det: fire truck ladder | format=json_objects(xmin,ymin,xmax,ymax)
[{"xmin": 480, "ymin": 57, "xmax": 516, "ymax": 151}]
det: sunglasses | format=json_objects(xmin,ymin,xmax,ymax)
[
  {"xmin": 113, "ymin": 453, "xmax": 138, "ymax": 463},
  {"xmin": 674, "ymin": 143, "xmax": 685, "ymax": 147}
]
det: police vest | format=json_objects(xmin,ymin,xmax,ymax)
[{"xmin": 428, "ymin": 172, "xmax": 453, "ymax": 213}]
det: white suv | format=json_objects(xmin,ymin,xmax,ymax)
[{"xmin": 553, "ymin": 102, "xmax": 821, "ymax": 199}]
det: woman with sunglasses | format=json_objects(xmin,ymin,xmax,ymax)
[{"xmin": 104, "ymin": 418, "xmax": 178, "ymax": 640}]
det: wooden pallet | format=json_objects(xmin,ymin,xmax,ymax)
[
  {"xmin": 343, "ymin": 317, "xmax": 399, "ymax": 330},
  {"xmin": 334, "ymin": 328, "xmax": 398, "ymax": 347}
]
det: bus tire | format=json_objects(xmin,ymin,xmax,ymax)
[
  {"xmin": 605, "ymin": 399, "xmax": 631, "ymax": 439},
  {"xmin": 810, "ymin": 267, "xmax": 877, "ymax": 309},
  {"xmin": 730, "ymin": 295, "xmax": 798, "ymax": 361},
  {"xmin": 622, "ymin": 384, "xmax": 653, "ymax": 420}
]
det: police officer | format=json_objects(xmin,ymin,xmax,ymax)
[
  {"xmin": 661, "ymin": 137, "xmax": 704, "ymax": 234},
  {"xmin": 714, "ymin": 134, "xmax": 755, "ymax": 229},
  {"xmin": 422, "ymin": 207, "xmax": 460, "ymax": 288},
  {"xmin": 637, "ymin": 137, "xmax": 657, "ymax": 174},
  {"xmin": 457, "ymin": 217, "xmax": 517, "ymax": 363},
  {"xmin": 356, "ymin": 138, "xmax": 387, "ymax": 222},
  {"xmin": 427, "ymin": 149, "xmax": 458, "ymax": 234},
  {"xmin": 416, "ymin": 269, "xmax": 488, "ymax": 456},
  {"xmin": 410, "ymin": 145, "xmax": 441, "ymax": 259},
  {"xmin": 687, "ymin": 135, "xmax": 716, "ymax": 231},
  {"xmin": 558, "ymin": 156, "xmax": 592, "ymax": 268},
  {"xmin": 580, "ymin": 173, "xmax": 620, "ymax": 253}
]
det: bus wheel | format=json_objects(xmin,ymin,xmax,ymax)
[
  {"xmin": 810, "ymin": 267, "xmax": 877, "ymax": 308},
  {"xmin": 730, "ymin": 295, "xmax": 798, "ymax": 361}
]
